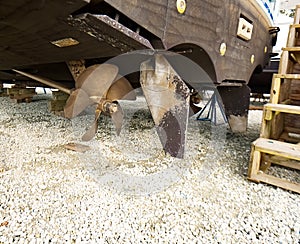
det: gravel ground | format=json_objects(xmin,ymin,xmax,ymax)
[{"xmin": 0, "ymin": 90, "xmax": 299, "ymax": 243}]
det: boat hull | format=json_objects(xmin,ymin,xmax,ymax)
[{"xmin": 0, "ymin": 0, "xmax": 277, "ymax": 134}]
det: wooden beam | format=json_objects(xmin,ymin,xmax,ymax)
[
  {"xmin": 282, "ymin": 47, "xmax": 300, "ymax": 64},
  {"xmin": 248, "ymin": 146, "xmax": 261, "ymax": 180},
  {"xmin": 253, "ymin": 138, "xmax": 300, "ymax": 161},
  {"xmin": 254, "ymin": 172, "xmax": 300, "ymax": 194},
  {"xmin": 291, "ymin": 24, "xmax": 300, "ymax": 29},
  {"xmin": 294, "ymin": 5, "xmax": 300, "ymax": 25},
  {"xmin": 270, "ymin": 155, "xmax": 300, "ymax": 170},
  {"xmin": 274, "ymin": 73, "xmax": 300, "ymax": 79},
  {"xmin": 264, "ymin": 103, "xmax": 300, "ymax": 115},
  {"xmin": 269, "ymin": 76, "xmax": 281, "ymax": 104}
]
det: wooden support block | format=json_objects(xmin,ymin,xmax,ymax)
[
  {"xmin": 12, "ymin": 97, "xmax": 33, "ymax": 104},
  {"xmin": 18, "ymin": 88, "xmax": 36, "ymax": 95},
  {"xmin": 48, "ymin": 91, "xmax": 69, "ymax": 115},
  {"xmin": 7, "ymin": 87, "xmax": 36, "ymax": 103},
  {"xmin": 10, "ymin": 93, "xmax": 35, "ymax": 100},
  {"xmin": 52, "ymin": 91, "xmax": 69, "ymax": 101},
  {"xmin": 48, "ymin": 99, "xmax": 67, "ymax": 112},
  {"xmin": 248, "ymin": 138, "xmax": 300, "ymax": 194},
  {"xmin": 12, "ymin": 95, "xmax": 34, "ymax": 103},
  {"xmin": 7, "ymin": 88, "xmax": 21, "ymax": 96}
]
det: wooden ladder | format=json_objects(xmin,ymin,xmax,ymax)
[{"xmin": 248, "ymin": 5, "xmax": 300, "ymax": 194}]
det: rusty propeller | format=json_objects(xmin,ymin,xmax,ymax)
[
  {"xmin": 13, "ymin": 64, "xmax": 136, "ymax": 141},
  {"xmin": 64, "ymin": 64, "xmax": 136, "ymax": 140},
  {"xmin": 80, "ymin": 76, "xmax": 136, "ymax": 141}
]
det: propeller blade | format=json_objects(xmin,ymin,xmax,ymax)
[
  {"xmin": 82, "ymin": 109, "xmax": 102, "ymax": 141},
  {"xmin": 111, "ymin": 103, "xmax": 124, "ymax": 136},
  {"xmin": 64, "ymin": 88, "xmax": 94, "ymax": 119},
  {"xmin": 106, "ymin": 75, "xmax": 136, "ymax": 101},
  {"xmin": 76, "ymin": 64, "xmax": 119, "ymax": 97}
]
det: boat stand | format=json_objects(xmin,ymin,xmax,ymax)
[{"xmin": 197, "ymin": 90, "xmax": 227, "ymax": 125}]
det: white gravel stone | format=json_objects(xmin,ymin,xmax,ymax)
[{"xmin": 0, "ymin": 94, "xmax": 299, "ymax": 243}]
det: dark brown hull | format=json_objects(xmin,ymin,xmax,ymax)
[
  {"xmin": 0, "ymin": 0, "xmax": 278, "ymax": 137},
  {"xmin": 0, "ymin": 0, "xmax": 275, "ymax": 83}
]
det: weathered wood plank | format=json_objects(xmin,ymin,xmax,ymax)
[
  {"xmin": 270, "ymin": 155, "xmax": 300, "ymax": 170},
  {"xmin": 284, "ymin": 114, "xmax": 300, "ymax": 133},
  {"xmin": 248, "ymin": 147, "xmax": 261, "ymax": 181},
  {"xmin": 274, "ymin": 73, "xmax": 300, "ymax": 79},
  {"xmin": 253, "ymin": 138, "xmax": 300, "ymax": 161},
  {"xmin": 279, "ymin": 131, "xmax": 300, "ymax": 144},
  {"xmin": 264, "ymin": 103, "xmax": 300, "ymax": 115},
  {"xmin": 254, "ymin": 172, "xmax": 300, "ymax": 194}
]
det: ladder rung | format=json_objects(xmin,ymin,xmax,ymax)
[
  {"xmin": 282, "ymin": 47, "xmax": 300, "ymax": 63},
  {"xmin": 274, "ymin": 74, "xmax": 300, "ymax": 79},
  {"xmin": 253, "ymin": 138, "xmax": 300, "ymax": 161},
  {"xmin": 291, "ymin": 24, "xmax": 300, "ymax": 29},
  {"xmin": 264, "ymin": 103, "xmax": 300, "ymax": 115},
  {"xmin": 282, "ymin": 47, "xmax": 300, "ymax": 52}
]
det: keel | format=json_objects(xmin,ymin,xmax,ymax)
[{"xmin": 218, "ymin": 83, "xmax": 250, "ymax": 133}]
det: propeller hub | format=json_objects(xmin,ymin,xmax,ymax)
[{"xmin": 99, "ymin": 100, "xmax": 118, "ymax": 114}]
